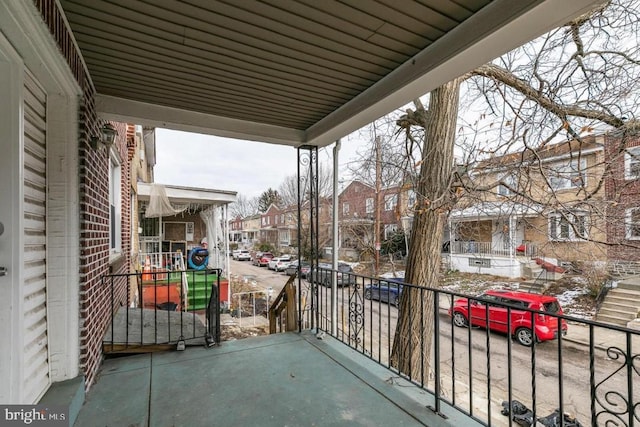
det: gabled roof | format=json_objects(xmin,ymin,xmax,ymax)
[{"xmin": 338, "ymin": 180, "xmax": 376, "ymax": 198}]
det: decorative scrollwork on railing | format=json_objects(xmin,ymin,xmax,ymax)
[
  {"xmin": 594, "ymin": 346, "xmax": 640, "ymax": 427},
  {"xmin": 349, "ymin": 282, "xmax": 364, "ymax": 350}
]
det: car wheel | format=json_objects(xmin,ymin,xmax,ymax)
[
  {"xmin": 392, "ymin": 296, "xmax": 399, "ymax": 307},
  {"xmin": 364, "ymin": 289, "xmax": 372, "ymax": 299},
  {"xmin": 515, "ymin": 327, "xmax": 534, "ymax": 347},
  {"xmin": 452, "ymin": 311, "xmax": 468, "ymax": 327},
  {"xmin": 323, "ymin": 277, "xmax": 330, "ymax": 287}
]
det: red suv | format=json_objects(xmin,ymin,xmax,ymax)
[
  {"xmin": 449, "ymin": 289, "xmax": 568, "ymax": 346},
  {"xmin": 258, "ymin": 252, "xmax": 274, "ymax": 267}
]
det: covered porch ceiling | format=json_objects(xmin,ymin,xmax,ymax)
[{"xmin": 59, "ymin": 0, "xmax": 602, "ymax": 148}]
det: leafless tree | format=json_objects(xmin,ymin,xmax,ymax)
[
  {"xmin": 229, "ymin": 193, "xmax": 258, "ymax": 219},
  {"xmin": 278, "ymin": 164, "xmax": 333, "ymax": 208},
  {"xmin": 391, "ymin": 0, "xmax": 640, "ymax": 381},
  {"xmin": 348, "ymin": 115, "xmax": 413, "ymax": 188}
]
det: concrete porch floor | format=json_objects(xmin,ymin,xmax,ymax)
[{"xmin": 74, "ymin": 331, "xmax": 478, "ymax": 427}]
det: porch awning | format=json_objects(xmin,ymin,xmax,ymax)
[
  {"xmin": 57, "ymin": 0, "xmax": 602, "ymax": 147},
  {"xmin": 450, "ymin": 201, "xmax": 543, "ymax": 221},
  {"xmin": 137, "ymin": 182, "xmax": 237, "ymax": 206}
]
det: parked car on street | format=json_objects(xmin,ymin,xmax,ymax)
[
  {"xmin": 448, "ymin": 289, "xmax": 568, "ymax": 346},
  {"xmin": 311, "ymin": 263, "xmax": 356, "ymax": 287},
  {"xmin": 364, "ymin": 277, "xmax": 403, "ymax": 307},
  {"xmin": 268, "ymin": 256, "xmax": 290, "ymax": 271},
  {"xmin": 235, "ymin": 250, "xmax": 251, "ymax": 261},
  {"xmin": 284, "ymin": 260, "xmax": 311, "ymax": 278},
  {"xmin": 274, "ymin": 256, "xmax": 293, "ymax": 272},
  {"xmin": 258, "ymin": 252, "xmax": 274, "ymax": 267},
  {"xmin": 251, "ymin": 252, "xmax": 263, "ymax": 266}
]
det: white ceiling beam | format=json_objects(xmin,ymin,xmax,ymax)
[{"xmin": 96, "ymin": 94, "xmax": 306, "ymax": 146}]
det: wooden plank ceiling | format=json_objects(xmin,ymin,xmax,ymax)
[{"xmin": 59, "ymin": 0, "xmax": 602, "ymax": 147}]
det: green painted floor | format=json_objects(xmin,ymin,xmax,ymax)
[{"xmin": 75, "ymin": 332, "xmax": 477, "ymax": 427}]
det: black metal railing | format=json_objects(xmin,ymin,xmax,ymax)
[
  {"xmin": 305, "ymin": 267, "xmax": 640, "ymax": 427},
  {"xmin": 102, "ymin": 269, "xmax": 221, "ymax": 353}
]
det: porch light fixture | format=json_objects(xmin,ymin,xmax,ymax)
[{"xmin": 90, "ymin": 123, "xmax": 118, "ymax": 150}]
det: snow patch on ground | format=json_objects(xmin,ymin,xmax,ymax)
[
  {"xmin": 379, "ymin": 271, "xmax": 405, "ymax": 279},
  {"xmin": 556, "ymin": 287, "xmax": 589, "ymax": 306}
]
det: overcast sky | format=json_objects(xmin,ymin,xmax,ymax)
[{"xmin": 153, "ymin": 128, "xmax": 362, "ymax": 199}]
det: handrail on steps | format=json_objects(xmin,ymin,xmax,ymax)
[{"xmin": 268, "ymin": 275, "xmax": 297, "ymax": 333}]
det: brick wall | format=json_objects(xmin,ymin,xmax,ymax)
[
  {"xmin": 35, "ymin": 0, "xmax": 131, "ymax": 391},
  {"xmin": 604, "ymin": 134, "xmax": 640, "ymax": 261},
  {"xmin": 78, "ymin": 119, "xmax": 131, "ymax": 389}
]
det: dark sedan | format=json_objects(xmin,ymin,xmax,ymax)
[
  {"xmin": 364, "ymin": 277, "xmax": 403, "ymax": 307},
  {"xmin": 311, "ymin": 263, "xmax": 356, "ymax": 287},
  {"xmin": 284, "ymin": 260, "xmax": 311, "ymax": 278}
]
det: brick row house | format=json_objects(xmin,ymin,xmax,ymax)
[
  {"xmin": 229, "ymin": 215, "xmax": 243, "ymax": 245},
  {"xmin": 230, "ymin": 199, "xmax": 334, "ymax": 256},
  {"xmin": 604, "ymin": 133, "xmax": 640, "ymax": 273},
  {"xmin": 337, "ymin": 180, "xmax": 414, "ymax": 260},
  {"xmin": 448, "ymin": 133, "xmax": 640, "ymax": 278},
  {"xmin": 229, "ymin": 180, "xmax": 413, "ymax": 261}
]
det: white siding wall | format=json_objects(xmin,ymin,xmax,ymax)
[{"xmin": 22, "ymin": 70, "xmax": 49, "ymax": 402}]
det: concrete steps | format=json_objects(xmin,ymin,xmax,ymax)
[
  {"xmin": 521, "ymin": 259, "xmax": 564, "ymax": 281},
  {"xmin": 519, "ymin": 280, "xmax": 548, "ymax": 294},
  {"xmin": 596, "ymin": 277, "xmax": 640, "ymax": 327}
]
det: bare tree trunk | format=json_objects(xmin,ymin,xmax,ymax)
[{"xmin": 391, "ymin": 78, "xmax": 462, "ymax": 380}]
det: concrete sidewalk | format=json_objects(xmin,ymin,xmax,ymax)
[{"xmin": 562, "ymin": 319, "xmax": 640, "ymax": 354}]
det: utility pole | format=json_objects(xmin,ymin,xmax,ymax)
[{"xmin": 374, "ymin": 136, "xmax": 382, "ymax": 276}]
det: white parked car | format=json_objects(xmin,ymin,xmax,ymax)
[
  {"xmin": 274, "ymin": 257, "xmax": 293, "ymax": 272},
  {"xmin": 267, "ymin": 257, "xmax": 282, "ymax": 270},
  {"xmin": 236, "ymin": 250, "xmax": 251, "ymax": 261},
  {"xmin": 268, "ymin": 256, "xmax": 291, "ymax": 271}
]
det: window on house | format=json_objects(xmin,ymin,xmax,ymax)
[
  {"xmin": 365, "ymin": 198, "xmax": 374, "ymax": 214},
  {"xmin": 279, "ymin": 229, "xmax": 290, "ymax": 245},
  {"xmin": 262, "ymin": 217, "xmax": 266, "ymax": 226},
  {"xmin": 549, "ymin": 211, "xmax": 588, "ymax": 241},
  {"xmin": 384, "ymin": 194, "xmax": 398, "ymax": 211},
  {"xmin": 281, "ymin": 214, "xmax": 285, "ymax": 223},
  {"xmin": 549, "ymin": 159, "xmax": 586, "ymax": 190},
  {"xmin": 407, "ymin": 190, "xmax": 416, "ymax": 208},
  {"xmin": 626, "ymin": 208, "xmax": 640, "ymax": 240},
  {"xmin": 498, "ymin": 174, "xmax": 516, "ymax": 196},
  {"xmin": 625, "ymin": 147, "xmax": 640, "ymax": 180},
  {"xmin": 384, "ymin": 223, "xmax": 398, "ymax": 239},
  {"xmin": 343, "ymin": 203, "xmax": 350, "ymax": 215},
  {"xmin": 109, "ymin": 151, "xmax": 122, "ymax": 255}
]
